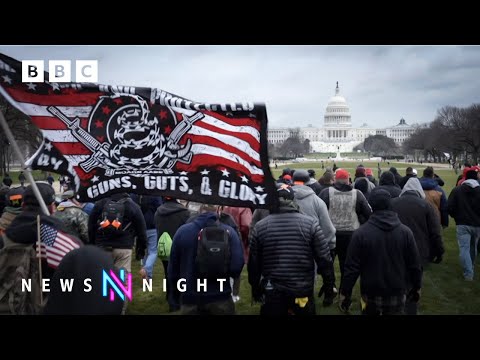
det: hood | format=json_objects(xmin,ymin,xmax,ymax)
[
  {"xmin": 292, "ymin": 184, "xmax": 316, "ymax": 200},
  {"xmin": 333, "ymin": 182, "xmax": 353, "ymax": 192},
  {"xmin": 389, "ymin": 167, "xmax": 399, "ymax": 175},
  {"xmin": 43, "ymin": 245, "xmax": 123, "ymax": 315},
  {"xmin": 379, "ymin": 171, "xmax": 396, "ymax": 186},
  {"xmin": 5, "ymin": 211, "xmax": 65, "ymax": 245},
  {"xmin": 369, "ymin": 210, "xmax": 402, "ymax": 231},
  {"xmin": 463, "ymin": 179, "xmax": 480, "ymax": 189},
  {"xmin": 158, "ymin": 201, "xmax": 189, "ymax": 216},
  {"xmin": 57, "ymin": 200, "xmax": 80, "ymax": 211},
  {"xmin": 401, "ymin": 178, "xmax": 426, "ymax": 199},
  {"xmin": 275, "ymin": 198, "xmax": 300, "ymax": 213},
  {"xmin": 419, "ymin": 177, "xmax": 438, "ymax": 190},
  {"xmin": 192, "ymin": 212, "xmax": 219, "ymax": 228}
]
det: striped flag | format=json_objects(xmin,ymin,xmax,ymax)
[
  {"xmin": 38, "ymin": 223, "xmax": 80, "ymax": 269},
  {"xmin": 0, "ymin": 52, "xmax": 277, "ymax": 208}
]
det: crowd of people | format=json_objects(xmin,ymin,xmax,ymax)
[{"xmin": 0, "ymin": 162, "xmax": 479, "ymax": 316}]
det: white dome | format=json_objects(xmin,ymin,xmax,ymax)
[{"xmin": 324, "ymin": 82, "xmax": 351, "ymax": 128}]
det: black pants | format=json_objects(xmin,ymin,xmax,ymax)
[
  {"xmin": 162, "ymin": 260, "xmax": 180, "ymax": 312},
  {"xmin": 260, "ymin": 290, "xmax": 316, "ymax": 316},
  {"xmin": 336, "ymin": 232, "xmax": 354, "ymax": 290},
  {"xmin": 181, "ymin": 298, "xmax": 235, "ymax": 315}
]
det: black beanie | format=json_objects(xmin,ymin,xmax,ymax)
[{"xmin": 369, "ymin": 189, "xmax": 392, "ymax": 211}]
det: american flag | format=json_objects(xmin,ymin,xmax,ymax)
[{"xmin": 37, "ymin": 223, "xmax": 80, "ymax": 269}]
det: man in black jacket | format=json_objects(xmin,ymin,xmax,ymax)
[
  {"xmin": 392, "ymin": 178, "xmax": 444, "ymax": 266},
  {"xmin": 391, "ymin": 178, "xmax": 443, "ymax": 315},
  {"xmin": 448, "ymin": 169, "xmax": 480, "ymax": 281},
  {"xmin": 88, "ymin": 193, "xmax": 147, "ymax": 273},
  {"xmin": 377, "ymin": 171, "xmax": 401, "ymax": 198},
  {"xmin": 340, "ymin": 189, "xmax": 422, "ymax": 315},
  {"xmin": 154, "ymin": 196, "xmax": 190, "ymax": 311},
  {"xmin": 248, "ymin": 185, "xmax": 334, "ymax": 316}
]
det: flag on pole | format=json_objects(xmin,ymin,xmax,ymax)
[
  {"xmin": 0, "ymin": 52, "xmax": 277, "ymax": 208},
  {"xmin": 37, "ymin": 223, "xmax": 80, "ymax": 269}
]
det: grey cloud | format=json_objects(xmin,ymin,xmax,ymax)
[{"xmin": 1, "ymin": 45, "xmax": 479, "ymax": 129}]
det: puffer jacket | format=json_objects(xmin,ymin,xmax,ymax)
[{"xmin": 248, "ymin": 200, "xmax": 334, "ymax": 297}]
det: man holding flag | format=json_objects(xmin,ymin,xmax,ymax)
[{"xmin": 0, "ymin": 182, "xmax": 81, "ymax": 314}]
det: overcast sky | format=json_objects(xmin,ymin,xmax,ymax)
[{"xmin": 1, "ymin": 45, "xmax": 479, "ymax": 129}]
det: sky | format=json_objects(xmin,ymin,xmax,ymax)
[{"xmin": 1, "ymin": 45, "xmax": 479, "ymax": 129}]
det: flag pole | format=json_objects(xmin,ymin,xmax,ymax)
[
  {"xmin": 0, "ymin": 109, "xmax": 50, "ymax": 215},
  {"xmin": 36, "ymin": 214, "xmax": 44, "ymax": 306}
]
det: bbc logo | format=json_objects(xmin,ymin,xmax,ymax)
[{"xmin": 22, "ymin": 60, "xmax": 98, "ymax": 83}]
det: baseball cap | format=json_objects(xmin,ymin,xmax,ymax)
[
  {"xmin": 412, "ymin": 169, "xmax": 417, "ymax": 175},
  {"xmin": 365, "ymin": 168, "xmax": 373, "ymax": 176},
  {"xmin": 335, "ymin": 169, "xmax": 350, "ymax": 180},
  {"xmin": 23, "ymin": 182, "xmax": 56, "ymax": 207}
]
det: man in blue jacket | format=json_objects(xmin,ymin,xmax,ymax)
[{"xmin": 168, "ymin": 203, "xmax": 244, "ymax": 315}]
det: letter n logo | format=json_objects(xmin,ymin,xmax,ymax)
[{"xmin": 102, "ymin": 268, "xmax": 133, "ymax": 302}]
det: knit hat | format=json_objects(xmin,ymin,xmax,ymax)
[
  {"xmin": 292, "ymin": 169, "xmax": 310, "ymax": 184},
  {"xmin": 6, "ymin": 186, "xmax": 25, "ymax": 208},
  {"xmin": 335, "ymin": 168, "xmax": 350, "ymax": 180},
  {"xmin": 369, "ymin": 189, "xmax": 392, "ymax": 211},
  {"xmin": 276, "ymin": 184, "xmax": 295, "ymax": 201},
  {"xmin": 23, "ymin": 182, "xmax": 56, "ymax": 207},
  {"xmin": 355, "ymin": 166, "xmax": 366, "ymax": 178}
]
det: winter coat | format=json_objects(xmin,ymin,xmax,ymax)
[
  {"xmin": 293, "ymin": 185, "xmax": 336, "ymax": 250},
  {"xmin": 248, "ymin": 200, "xmax": 334, "ymax": 297},
  {"xmin": 342, "ymin": 210, "xmax": 422, "ymax": 298}
]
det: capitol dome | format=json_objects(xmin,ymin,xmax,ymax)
[{"xmin": 324, "ymin": 82, "xmax": 351, "ymax": 128}]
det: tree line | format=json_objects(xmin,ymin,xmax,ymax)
[{"xmin": 403, "ymin": 104, "xmax": 480, "ymax": 164}]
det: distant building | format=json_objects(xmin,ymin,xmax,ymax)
[{"xmin": 268, "ymin": 82, "xmax": 415, "ymax": 152}]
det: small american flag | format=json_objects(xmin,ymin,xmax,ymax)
[{"xmin": 37, "ymin": 223, "xmax": 80, "ymax": 269}]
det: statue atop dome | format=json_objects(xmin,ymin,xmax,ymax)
[{"xmin": 335, "ymin": 81, "xmax": 339, "ymax": 95}]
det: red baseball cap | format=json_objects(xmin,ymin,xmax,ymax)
[
  {"xmin": 365, "ymin": 168, "xmax": 373, "ymax": 176},
  {"xmin": 283, "ymin": 174, "xmax": 292, "ymax": 180},
  {"xmin": 335, "ymin": 169, "xmax": 349, "ymax": 180}
]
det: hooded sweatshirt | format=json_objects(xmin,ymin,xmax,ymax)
[
  {"xmin": 43, "ymin": 245, "xmax": 123, "ymax": 315},
  {"xmin": 342, "ymin": 210, "xmax": 422, "ymax": 298},
  {"xmin": 448, "ymin": 179, "xmax": 480, "ymax": 226},
  {"xmin": 154, "ymin": 200, "xmax": 190, "ymax": 240},
  {"xmin": 392, "ymin": 178, "xmax": 444, "ymax": 264},
  {"xmin": 167, "ymin": 212, "xmax": 244, "ymax": 305},
  {"xmin": 293, "ymin": 185, "xmax": 336, "ymax": 249},
  {"xmin": 377, "ymin": 171, "xmax": 401, "ymax": 198}
]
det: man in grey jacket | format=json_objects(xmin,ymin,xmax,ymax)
[{"xmin": 292, "ymin": 169, "xmax": 337, "ymax": 306}]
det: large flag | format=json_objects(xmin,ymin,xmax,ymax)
[
  {"xmin": 0, "ymin": 53, "xmax": 277, "ymax": 208},
  {"xmin": 38, "ymin": 223, "xmax": 81, "ymax": 269}
]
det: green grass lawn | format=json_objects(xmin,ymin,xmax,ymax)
[{"xmin": 128, "ymin": 161, "xmax": 480, "ymax": 315}]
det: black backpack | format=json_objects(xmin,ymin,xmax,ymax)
[
  {"xmin": 195, "ymin": 222, "xmax": 231, "ymax": 280},
  {"xmin": 98, "ymin": 198, "xmax": 130, "ymax": 234}
]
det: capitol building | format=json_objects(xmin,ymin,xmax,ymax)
[{"xmin": 268, "ymin": 82, "xmax": 415, "ymax": 153}]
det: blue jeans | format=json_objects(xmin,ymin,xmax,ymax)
[
  {"xmin": 456, "ymin": 225, "xmax": 480, "ymax": 280},
  {"xmin": 143, "ymin": 229, "xmax": 158, "ymax": 279}
]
